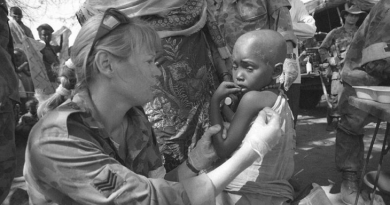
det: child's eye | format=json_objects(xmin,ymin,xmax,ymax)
[
  {"xmin": 232, "ymin": 63, "xmax": 238, "ymax": 70},
  {"xmin": 246, "ymin": 67, "xmax": 254, "ymax": 72}
]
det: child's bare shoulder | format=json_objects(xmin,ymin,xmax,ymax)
[{"xmin": 240, "ymin": 90, "xmax": 279, "ymax": 108}]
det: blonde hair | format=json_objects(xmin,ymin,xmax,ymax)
[{"xmin": 37, "ymin": 13, "xmax": 161, "ymax": 118}]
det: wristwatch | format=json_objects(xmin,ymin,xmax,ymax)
[{"xmin": 286, "ymin": 53, "xmax": 297, "ymax": 60}]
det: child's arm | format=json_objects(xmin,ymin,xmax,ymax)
[
  {"xmin": 210, "ymin": 82, "xmax": 240, "ymax": 148},
  {"xmin": 211, "ymin": 90, "xmax": 278, "ymax": 159}
]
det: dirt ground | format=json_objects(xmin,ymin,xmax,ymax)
[
  {"xmin": 293, "ymin": 99, "xmax": 390, "ymax": 204},
  {"xmin": 3, "ymin": 97, "xmax": 390, "ymax": 205}
]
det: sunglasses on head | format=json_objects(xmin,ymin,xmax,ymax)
[
  {"xmin": 85, "ymin": 8, "xmax": 131, "ymax": 80},
  {"xmin": 90, "ymin": 8, "xmax": 131, "ymax": 49}
]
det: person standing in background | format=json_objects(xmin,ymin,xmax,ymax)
[
  {"xmin": 14, "ymin": 48, "xmax": 34, "ymax": 113},
  {"xmin": 287, "ymin": 0, "xmax": 316, "ymax": 127},
  {"xmin": 0, "ymin": 0, "xmax": 19, "ymax": 203},
  {"xmin": 9, "ymin": 7, "xmax": 34, "ymax": 40},
  {"xmin": 37, "ymin": 23, "xmax": 62, "ymax": 83},
  {"xmin": 334, "ymin": 1, "xmax": 389, "ymax": 204},
  {"xmin": 318, "ymin": 5, "xmax": 365, "ymax": 131}
]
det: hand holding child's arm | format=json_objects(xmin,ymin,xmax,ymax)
[{"xmin": 243, "ymin": 107, "xmax": 282, "ymax": 159}]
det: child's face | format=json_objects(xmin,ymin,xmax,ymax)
[
  {"xmin": 232, "ymin": 44, "xmax": 273, "ymax": 93},
  {"xmin": 28, "ymin": 105, "xmax": 37, "ymax": 115},
  {"xmin": 39, "ymin": 30, "xmax": 52, "ymax": 44},
  {"xmin": 14, "ymin": 50, "xmax": 24, "ymax": 66}
]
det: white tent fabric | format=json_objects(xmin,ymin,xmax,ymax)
[{"xmin": 302, "ymin": 0, "xmax": 379, "ymax": 14}]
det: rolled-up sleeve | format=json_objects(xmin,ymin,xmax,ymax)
[
  {"xmin": 274, "ymin": 7, "xmax": 297, "ymax": 45},
  {"xmin": 268, "ymin": 0, "xmax": 297, "ymax": 46},
  {"xmin": 25, "ymin": 125, "xmax": 215, "ymax": 205}
]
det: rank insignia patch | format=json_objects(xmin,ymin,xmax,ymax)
[{"xmin": 92, "ymin": 169, "xmax": 124, "ymax": 198}]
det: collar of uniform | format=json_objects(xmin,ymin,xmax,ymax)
[{"xmin": 71, "ymin": 92, "xmax": 104, "ymax": 131}]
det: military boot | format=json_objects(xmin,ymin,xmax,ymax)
[{"xmin": 340, "ymin": 171, "xmax": 365, "ymax": 205}]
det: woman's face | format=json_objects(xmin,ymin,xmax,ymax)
[{"xmin": 111, "ymin": 48, "xmax": 161, "ymax": 105}]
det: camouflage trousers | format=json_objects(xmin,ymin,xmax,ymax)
[
  {"xmin": 336, "ymin": 81, "xmax": 385, "ymax": 173},
  {"xmin": 0, "ymin": 99, "xmax": 16, "ymax": 203}
]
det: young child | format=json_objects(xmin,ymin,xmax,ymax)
[
  {"xmin": 210, "ymin": 30, "xmax": 296, "ymax": 204},
  {"xmin": 15, "ymin": 99, "xmax": 39, "ymax": 145}
]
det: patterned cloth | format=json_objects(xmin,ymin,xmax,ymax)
[
  {"xmin": 207, "ymin": 0, "xmax": 296, "ymax": 52},
  {"xmin": 320, "ymin": 26, "xmax": 359, "ymax": 69},
  {"xmin": 217, "ymin": 90, "xmax": 296, "ymax": 205},
  {"xmin": 24, "ymin": 92, "xmax": 216, "ymax": 204},
  {"xmin": 336, "ymin": 0, "xmax": 390, "ymax": 172},
  {"xmin": 143, "ymin": 0, "xmax": 225, "ymax": 171}
]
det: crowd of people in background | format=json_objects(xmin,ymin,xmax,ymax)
[
  {"xmin": 8, "ymin": 7, "xmax": 62, "ymax": 146},
  {"xmin": 0, "ymin": 0, "xmax": 390, "ymax": 204}
]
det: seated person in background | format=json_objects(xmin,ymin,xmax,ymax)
[
  {"xmin": 37, "ymin": 23, "xmax": 62, "ymax": 83},
  {"xmin": 210, "ymin": 30, "xmax": 296, "ymax": 205},
  {"xmin": 15, "ymin": 98, "xmax": 38, "ymax": 144}
]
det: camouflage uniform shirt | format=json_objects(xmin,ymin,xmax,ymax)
[
  {"xmin": 319, "ymin": 26, "xmax": 358, "ymax": 69},
  {"xmin": 341, "ymin": 0, "xmax": 390, "ymax": 86},
  {"xmin": 24, "ymin": 93, "xmax": 215, "ymax": 205},
  {"xmin": 207, "ymin": 0, "xmax": 297, "ymax": 51}
]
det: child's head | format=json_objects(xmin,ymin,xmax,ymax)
[
  {"xmin": 14, "ymin": 48, "xmax": 26, "ymax": 66},
  {"xmin": 26, "ymin": 99, "xmax": 38, "ymax": 115},
  {"xmin": 232, "ymin": 30, "xmax": 286, "ymax": 92},
  {"xmin": 37, "ymin": 24, "xmax": 54, "ymax": 45}
]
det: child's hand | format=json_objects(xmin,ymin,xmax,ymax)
[{"xmin": 212, "ymin": 81, "xmax": 241, "ymax": 103}]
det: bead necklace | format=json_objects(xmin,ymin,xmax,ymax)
[{"xmin": 259, "ymin": 83, "xmax": 280, "ymax": 91}]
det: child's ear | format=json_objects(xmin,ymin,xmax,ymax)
[{"xmin": 272, "ymin": 63, "xmax": 283, "ymax": 79}]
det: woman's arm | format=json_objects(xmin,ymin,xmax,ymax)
[
  {"xmin": 26, "ymin": 108, "xmax": 281, "ymax": 205},
  {"xmin": 26, "ymin": 120, "xmax": 217, "ymax": 205},
  {"xmin": 212, "ymin": 90, "xmax": 277, "ymax": 159},
  {"xmin": 164, "ymin": 159, "xmax": 197, "ymax": 182},
  {"xmin": 165, "ymin": 124, "xmax": 225, "ymax": 182}
]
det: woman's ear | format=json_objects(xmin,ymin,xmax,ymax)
[
  {"xmin": 272, "ymin": 63, "xmax": 283, "ymax": 79},
  {"xmin": 95, "ymin": 51, "xmax": 113, "ymax": 77}
]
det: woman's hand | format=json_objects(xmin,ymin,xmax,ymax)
[
  {"xmin": 212, "ymin": 81, "xmax": 241, "ymax": 103},
  {"xmin": 188, "ymin": 125, "xmax": 221, "ymax": 171},
  {"xmin": 242, "ymin": 107, "xmax": 282, "ymax": 159}
]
